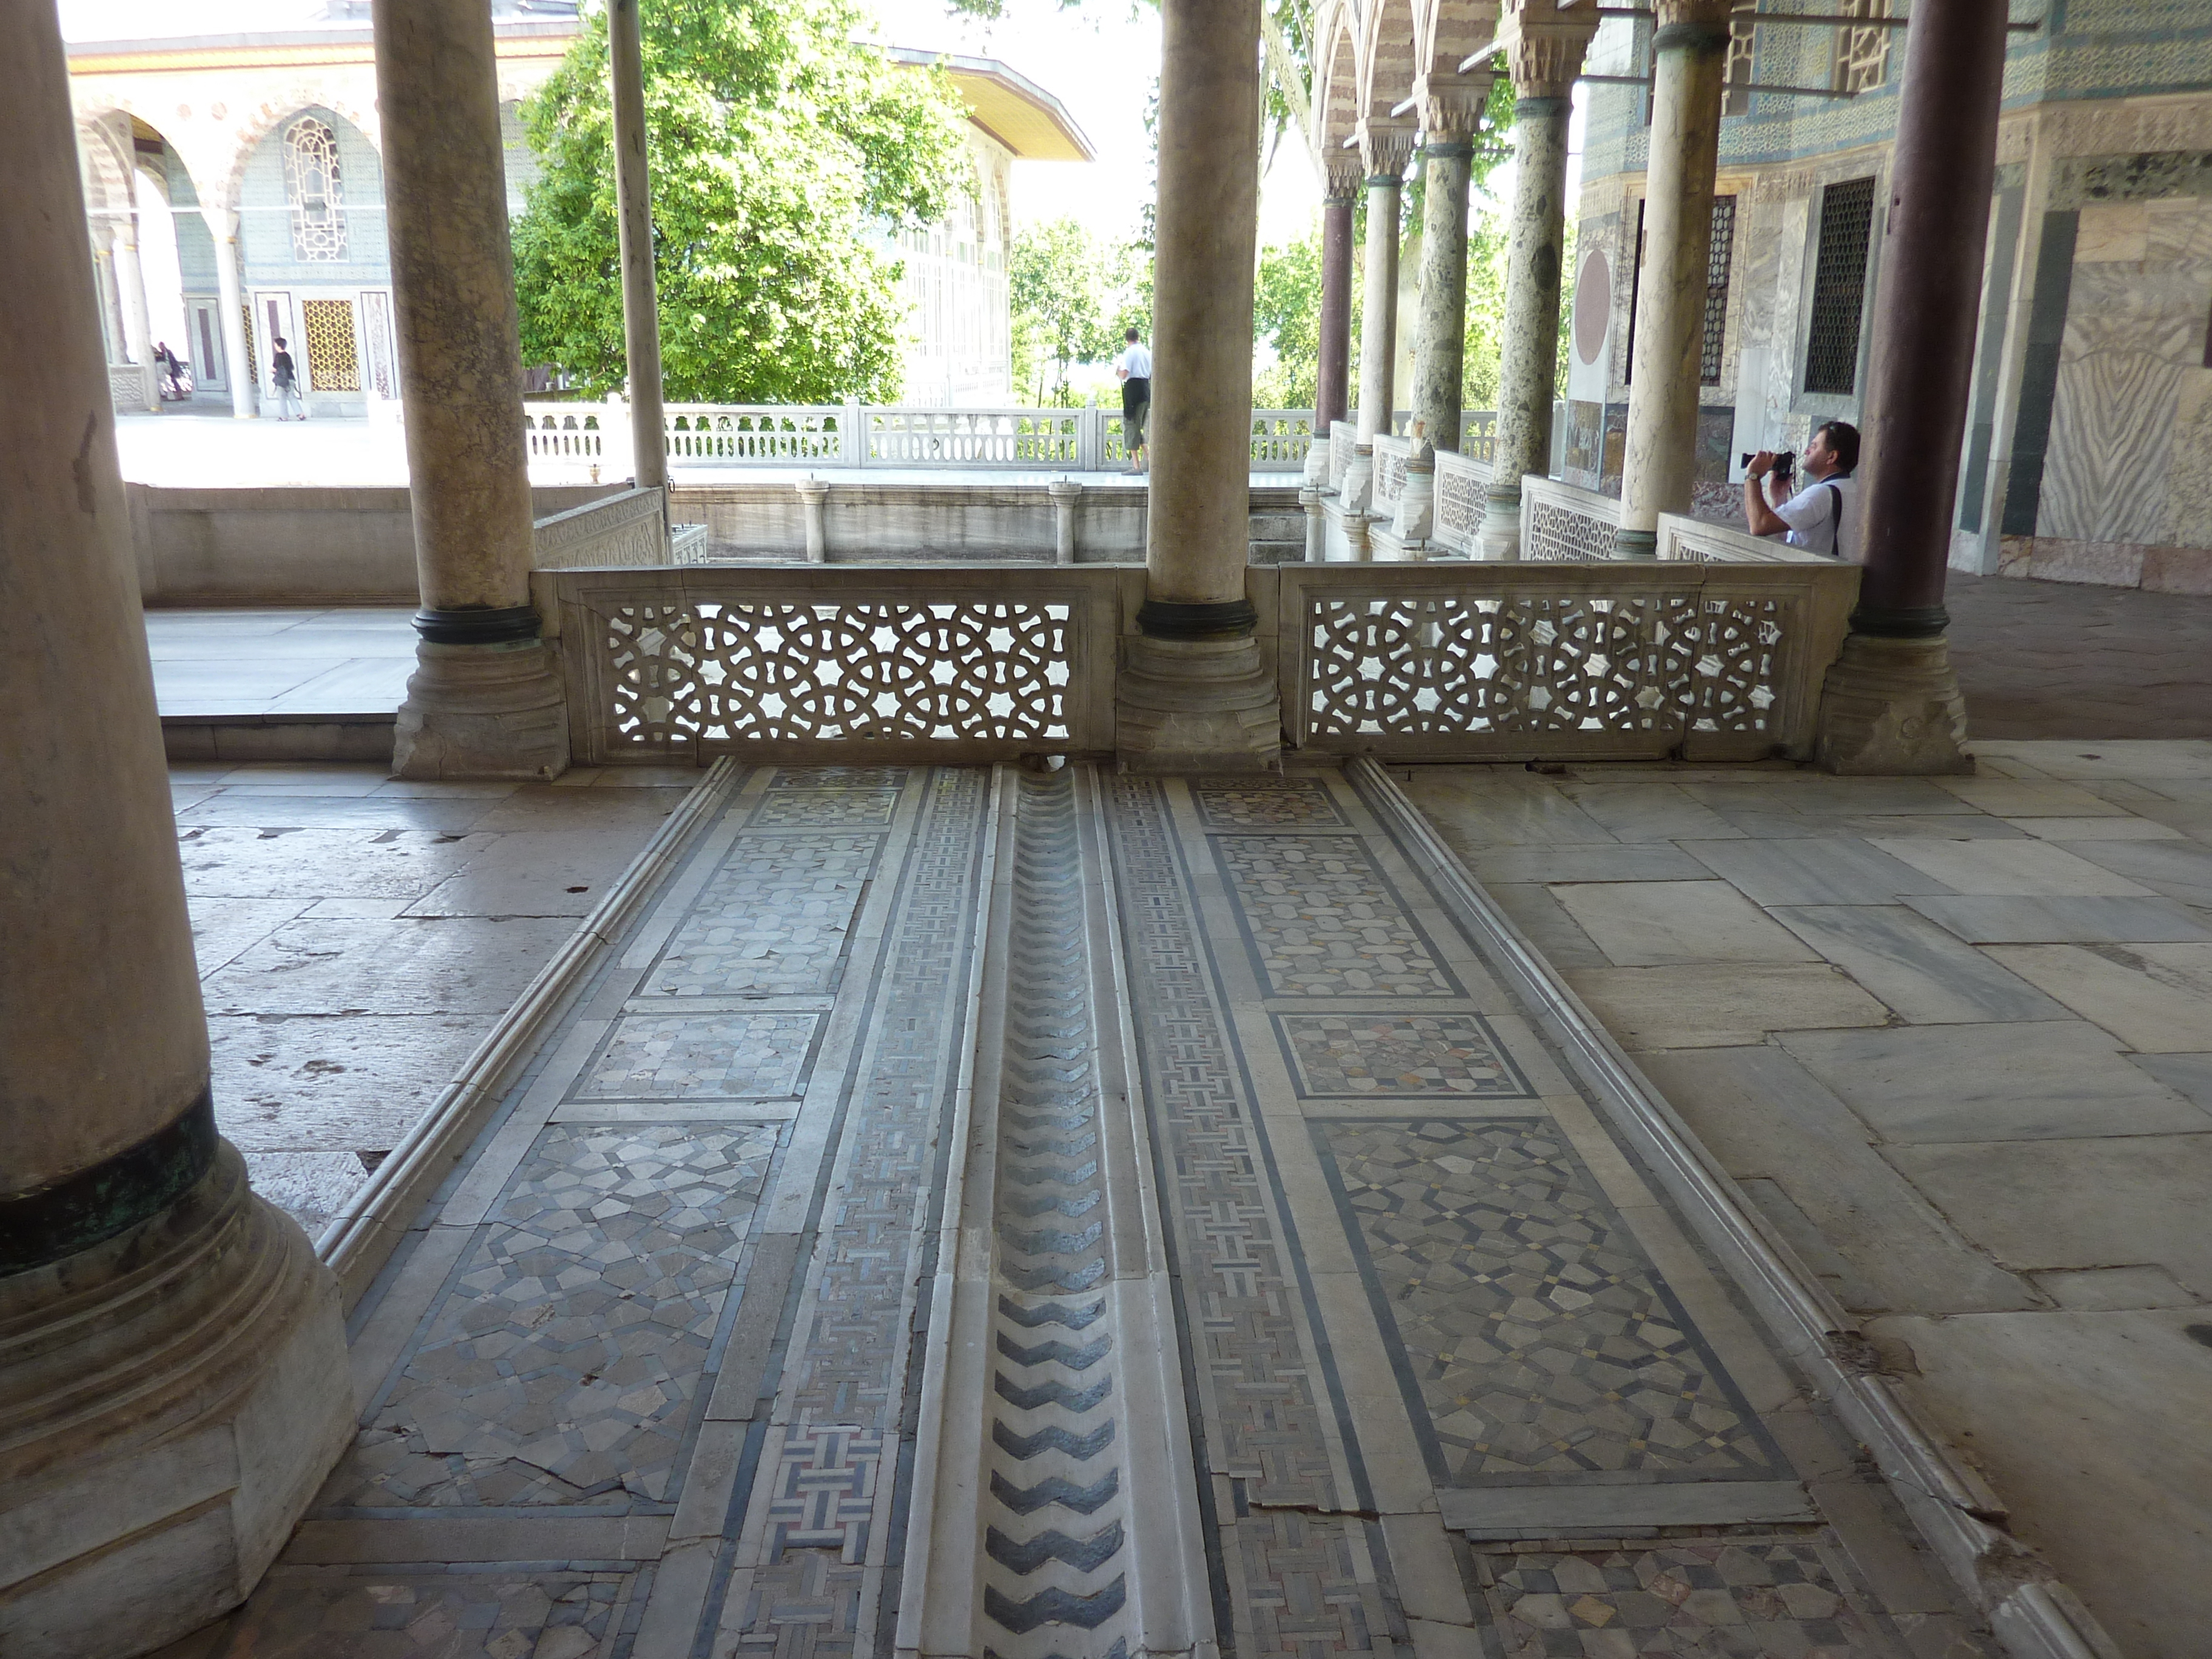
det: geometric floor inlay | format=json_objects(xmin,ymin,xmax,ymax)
[
  {"xmin": 1277, "ymin": 1012, "xmax": 1533, "ymax": 1097},
  {"xmin": 1214, "ymin": 834, "xmax": 1458, "ymax": 997},
  {"xmin": 1478, "ymin": 1538, "xmax": 1900, "ymax": 1657},
  {"xmin": 1191, "ymin": 776, "xmax": 1350, "ymax": 828},
  {"xmin": 578, "ymin": 1013, "xmax": 819, "ymax": 1100},
  {"xmin": 651, "ymin": 832, "xmax": 881, "ymax": 997},
  {"xmin": 1315, "ymin": 1120, "xmax": 1784, "ymax": 1484},
  {"xmin": 332, "ymin": 1123, "xmax": 779, "ymax": 1511}
]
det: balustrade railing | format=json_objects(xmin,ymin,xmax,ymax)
[
  {"xmin": 1658, "ymin": 511, "xmax": 1838, "ymax": 563},
  {"xmin": 539, "ymin": 555, "xmax": 1855, "ymax": 766},
  {"xmin": 1431, "ymin": 450, "xmax": 1493, "ymax": 555},
  {"xmin": 526, "ymin": 400, "xmax": 1317, "ymax": 477},
  {"xmin": 1520, "ymin": 475, "xmax": 1623, "ymax": 562},
  {"xmin": 532, "ymin": 485, "xmax": 668, "ymax": 569},
  {"xmin": 1370, "ymin": 433, "xmax": 1413, "ymax": 513}
]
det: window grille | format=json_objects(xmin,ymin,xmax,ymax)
[
  {"xmin": 1702, "ymin": 196, "xmax": 1737, "ymax": 386},
  {"xmin": 1723, "ymin": 18, "xmax": 1756, "ymax": 117},
  {"xmin": 1805, "ymin": 176, "xmax": 1878, "ymax": 395},
  {"xmin": 284, "ymin": 118, "xmax": 347, "ymax": 262},
  {"xmin": 1624, "ymin": 195, "xmax": 1737, "ymax": 386},
  {"xmin": 1832, "ymin": 0, "xmax": 1891, "ymax": 94},
  {"xmin": 301, "ymin": 298, "xmax": 360, "ymax": 391}
]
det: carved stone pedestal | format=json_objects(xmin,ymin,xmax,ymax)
[
  {"xmin": 0, "ymin": 1149, "xmax": 352, "ymax": 1659},
  {"xmin": 1814, "ymin": 632, "xmax": 1972, "ymax": 776},
  {"xmin": 1478, "ymin": 482, "xmax": 1523, "ymax": 560},
  {"xmin": 392, "ymin": 637, "xmax": 571, "ymax": 780},
  {"xmin": 1116, "ymin": 635, "xmax": 1281, "ymax": 773}
]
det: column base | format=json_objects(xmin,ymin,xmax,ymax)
[
  {"xmin": 1116, "ymin": 634, "xmax": 1282, "ymax": 774},
  {"xmin": 1814, "ymin": 632, "xmax": 1973, "ymax": 776},
  {"xmin": 1477, "ymin": 484, "xmax": 1523, "ymax": 560},
  {"xmin": 1612, "ymin": 526, "xmax": 1659, "ymax": 561},
  {"xmin": 0, "ymin": 1146, "xmax": 351, "ymax": 1659},
  {"xmin": 392, "ymin": 637, "xmax": 571, "ymax": 781}
]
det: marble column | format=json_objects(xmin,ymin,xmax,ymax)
[
  {"xmin": 1410, "ymin": 78, "xmax": 1489, "ymax": 461},
  {"xmin": 1480, "ymin": 5, "xmax": 1595, "ymax": 559},
  {"xmin": 1815, "ymin": 0, "xmax": 2006, "ymax": 774},
  {"xmin": 1613, "ymin": 0, "xmax": 1729, "ymax": 558},
  {"xmin": 113, "ymin": 215, "xmax": 159, "ymax": 412},
  {"xmin": 377, "ymin": 0, "xmax": 570, "ymax": 779},
  {"xmin": 1314, "ymin": 159, "xmax": 1360, "ymax": 450},
  {"xmin": 1355, "ymin": 123, "xmax": 1413, "ymax": 444},
  {"xmin": 608, "ymin": 0, "xmax": 667, "ymax": 497},
  {"xmin": 0, "ymin": 6, "xmax": 349, "ymax": 1651},
  {"xmin": 1116, "ymin": 0, "xmax": 1278, "ymax": 772},
  {"xmin": 207, "ymin": 208, "xmax": 256, "ymax": 417}
]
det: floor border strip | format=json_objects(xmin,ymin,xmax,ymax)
[{"xmin": 1342, "ymin": 756, "xmax": 2121, "ymax": 1659}]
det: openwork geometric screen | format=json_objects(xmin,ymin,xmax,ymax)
[
  {"xmin": 1701, "ymin": 195, "xmax": 1737, "ymax": 387},
  {"xmin": 301, "ymin": 298, "xmax": 359, "ymax": 392},
  {"xmin": 283, "ymin": 117, "xmax": 346, "ymax": 262},
  {"xmin": 1301, "ymin": 592, "xmax": 1790, "ymax": 741},
  {"xmin": 1832, "ymin": 0, "xmax": 1892, "ymax": 94},
  {"xmin": 599, "ymin": 600, "xmax": 1074, "ymax": 751},
  {"xmin": 1526, "ymin": 498, "xmax": 1615, "ymax": 563},
  {"xmin": 1806, "ymin": 177, "xmax": 1878, "ymax": 395}
]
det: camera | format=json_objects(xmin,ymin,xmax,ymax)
[{"xmin": 1742, "ymin": 449, "xmax": 1795, "ymax": 482}]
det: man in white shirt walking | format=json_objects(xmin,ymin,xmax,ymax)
[
  {"xmin": 1114, "ymin": 327, "xmax": 1153, "ymax": 474},
  {"xmin": 1743, "ymin": 420, "xmax": 1859, "ymax": 559}
]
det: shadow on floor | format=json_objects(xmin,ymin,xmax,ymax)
[{"xmin": 1948, "ymin": 571, "xmax": 2212, "ymax": 739}]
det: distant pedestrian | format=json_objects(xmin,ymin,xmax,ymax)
[
  {"xmin": 270, "ymin": 335, "xmax": 306, "ymax": 420},
  {"xmin": 153, "ymin": 340, "xmax": 187, "ymax": 401},
  {"xmin": 1114, "ymin": 326, "xmax": 1151, "ymax": 475}
]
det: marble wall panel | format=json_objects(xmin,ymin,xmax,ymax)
[{"xmin": 2160, "ymin": 369, "xmax": 2212, "ymax": 549}]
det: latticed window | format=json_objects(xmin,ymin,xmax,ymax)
[
  {"xmin": 1701, "ymin": 196, "xmax": 1737, "ymax": 386},
  {"xmin": 301, "ymin": 298, "xmax": 360, "ymax": 391},
  {"xmin": 1805, "ymin": 176, "xmax": 1878, "ymax": 395},
  {"xmin": 1831, "ymin": 0, "xmax": 1891, "ymax": 95},
  {"xmin": 1723, "ymin": 18, "xmax": 1755, "ymax": 117},
  {"xmin": 284, "ymin": 118, "xmax": 346, "ymax": 261}
]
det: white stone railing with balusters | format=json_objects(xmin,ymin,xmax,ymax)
[
  {"xmin": 526, "ymin": 400, "xmax": 1318, "ymax": 478},
  {"xmin": 1520, "ymin": 475, "xmax": 1623, "ymax": 562},
  {"xmin": 532, "ymin": 485, "xmax": 668, "ymax": 568},
  {"xmin": 537, "ymin": 554, "xmax": 1857, "ymax": 766}
]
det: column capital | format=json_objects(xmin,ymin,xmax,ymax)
[
  {"xmin": 1652, "ymin": 0, "xmax": 1735, "ymax": 41},
  {"xmin": 1358, "ymin": 119, "xmax": 1417, "ymax": 181},
  {"xmin": 1323, "ymin": 153, "xmax": 1366, "ymax": 201},
  {"xmin": 1415, "ymin": 70, "xmax": 1494, "ymax": 143},
  {"xmin": 1496, "ymin": 3, "xmax": 1601, "ymax": 99}
]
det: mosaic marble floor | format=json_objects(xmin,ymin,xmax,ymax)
[{"xmin": 159, "ymin": 763, "xmax": 1993, "ymax": 1659}]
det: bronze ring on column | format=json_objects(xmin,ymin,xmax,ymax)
[
  {"xmin": 1136, "ymin": 598, "xmax": 1259, "ymax": 640},
  {"xmin": 0, "ymin": 1089, "xmax": 218, "ymax": 1273},
  {"xmin": 411, "ymin": 605, "xmax": 545, "ymax": 645}
]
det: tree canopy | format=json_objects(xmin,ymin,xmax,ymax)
[
  {"xmin": 511, "ymin": 0, "xmax": 971, "ymax": 403},
  {"xmin": 1008, "ymin": 218, "xmax": 1150, "ymax": 404}
]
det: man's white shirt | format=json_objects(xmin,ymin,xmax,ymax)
[
  {"xmin": 1773, "ymin": 472, "xmax": 1857, "ymax": 560},
  {"xmin": 1116, "ymin": 343, "xmax": 1153, "ymax": 380}
]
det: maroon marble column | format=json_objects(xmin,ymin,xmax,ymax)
[{"xmin": 1815, "ymin": 0, "xmax": 2009, "ymax": 773}]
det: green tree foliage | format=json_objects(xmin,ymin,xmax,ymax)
[
  {"xmin": 1009, "ymin": 218, "xmax": 1150, "ymax": 404},
  {"xmin": 511, "ymin": 0, "xmax": 971, "ymax": 403},
  {"xmin": 1252, "ymin": 229, "xmax": 1329, "ymax": 409}
]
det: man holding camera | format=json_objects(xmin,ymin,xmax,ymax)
[{"xmin": 1743, "ymin": 419, "xmax": 1860, "ymax": 560}]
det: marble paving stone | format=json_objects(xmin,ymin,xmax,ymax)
[
  {"xmin": 1934, "ymin": 777, "xmax": 2131, "ymax": 818},
  {"xmin": 163, "ymin": 1566, "xmax": 647, "ymax": 1659},
  {"xmin": 189, "ymin": 895, "xmax": 313, "ymax": 977},
  {"xmin": 1638, "ymin": 1048, "xmax": 2040, "ymax": 1317},
  {"xmin": 1214, "ymin": 834, "xmax": 1458, "ymax": 996},
  {"xmin": 1550, "ymin": 882, "xmax": 1820, "ymax": 967},
  {"xmin": 1982, "ymin": 943, "xmax": 2212, "ymax": 1054},
  {"xmin": 210, "ymin": 1013, "xmax": 497, "ymax": 1153},
  {"xmin": 1191, "ymin": 774, "xmax": 1351, "ymax": 828},
  {"xmin": 1869, "ymin": 838, "xmax": 2155, "ymax": 897},
  {"xmin": 1401, "ymin": 771, "xmax": 1623, "ymax": 845},
  {"xmin": 747, "ymin": 790, "xmax": 900, "ymax": 828},
  {"xmin": 1902, "ymin": 893, "xmax": 2212, "ymax": 943},
  {"xmin": 176, "ymin": 794, "xmax": 497, "ymax": 833},
  {"xmin": 2053, "ymin": 837, "xmax": 2212, "ymax": 905},
  {"xmin": 1556, "ymin": 782, "xmax": 1744, "ymax": 843},
  {"xmin": 1315, "ymin": 1121, "xmax": 1785, "ymax": 1484},
  {"xmin": 1766, "ymin": 907, "xmax": 2070, "ymax": 1025},
  {"xmin": 650, "ymin": 833, "xmax": 881, "ymax": 997},
  {"xmin": 1275, "ymin": 1013, "xmax": 1534, "ymax": 1098},
  {"xmin": 2028, "ymin": 1265, "xmax": 2200, "ymax": 1311},
  {"xmin": 1563, "ymin": 965, "xmax": 1890, "ymax": 1050},
  {"xmin": 578, "ymin": 1013, "xmax": 820, "ymax": 1100},
  {"xmin": 241, "ymin": 1150, "xmax": 371, "ymax": 1238},
  {"xmin": 463, "ymin": 790, "xmax": 695, "ymax": 834},
  {"xmin": 332, "ymin": 1124, "xmax": 778, "ymax": 1511},
  {"xmin": 1829, "ymin": 814, "xmax": 2030, "ymax": 840},
  {"xmin": 1779, "ymin": 1024, "xmax": 2210, "ymax": 1144},
  {"xmin": 2128, "ymin": 1051, "xmax": 2212, "ymax": 1107},
  {"xmin": 1885, "ymin": 1135, "xmax": 2212, "ymax": 1296},
  {"xmin": 2008, "ymin": 817, "xmax": 2185, "ymax": 841},
  {"xmin": 1486, "ymin": 885, "xmax": 1613, "ymax": 970},
  {"xmin": 1965, "ymin": 740, "xmax": 2212, "ymax": 780},
  {"xmin": 1681, "ymin": 777, "xmax": 1968, "ymax": 818},
  {"xmin": 1467, "ymin": 843, "xmax": 1709, "ymax": 885},
  {"xmin": 1678, "ymin": 839, "xmax": 1950, "ymax": 906},
  {"xmin": 201, "ymin": 917, "xmax": 583, "ymax": 1016},
  {"xmin": 1476, "ymin": 1537, "xmax": 1901, "ymax": 1658},
  {"xmin": 177, "ymin": 826, "xmax": 494, "ymax": 900},
  {"xmin": 404, "ymin": 832, "xmax": 663, "ymax": 919}
]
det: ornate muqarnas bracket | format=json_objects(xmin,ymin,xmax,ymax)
[{"xmin": 1496, "ymin": 0, "xmax": 1603, "ymax": 99}]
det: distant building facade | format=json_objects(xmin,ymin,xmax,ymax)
[
  {"xmin": 67, "ymin": 11, "xmax": 1088, "ymax": 416},
  {"xmin": 1567, "ymin": 2, "xmax": 2212, "ymax": 589}
]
